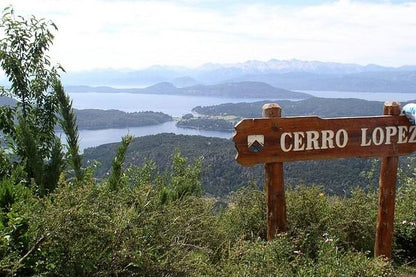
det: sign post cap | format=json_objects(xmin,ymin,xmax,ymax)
[
  {"xmin": 383, "ymin": 101, "xmax": 401, "ymax": 115},
  {"xmin": 262, "ymin": 103, "xmax": 281, "ymax": 118}
]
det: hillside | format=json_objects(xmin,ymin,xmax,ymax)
[
  {"xmin": 83, "ymin": 133, "xmax": 382, "ymax": 196},
  {"xmin": 176, "ymin": 118, "xmax": 235, "ymax": 132},
  {"xmin": 193, "ymin": 97, "xmax": 387, "ymax": 118},
  {"xmin": 65, "ymin": 81, "xmax": 310, "ymax": 99},
  {"xmin": 182, "ymin": 82, "xmax": 308, "ymax": 98},
  {"xmin": 83, "ymin": 97, "xmax": 415, "ymax": 195}
]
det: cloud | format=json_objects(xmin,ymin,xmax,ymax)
[{"xmin": 0, "ymin": 0, "xmax": 415, "ymax": 71}]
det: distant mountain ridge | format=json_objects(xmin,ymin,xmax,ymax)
[
  {"xmin": 57, "ymin": 58, "xmax": 416, "ymax": 93},
  {"xmin": 2, "ymin": 59, "xmax": 414, "ymax": 93},
  {"xmin": 199, "ymin": 59, "xmax": 398, "ymax": 75},
  {"xmin": 65, "ymin": 81, "xmax": 310, "ymax": 99}
]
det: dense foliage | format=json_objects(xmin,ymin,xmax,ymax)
[
  {"xmin": 1, "ymin": 157, "xmax": 415, "ymax": 275},
  {"xmin": 0, "ymin": 7, "xmax": 81, "ymax": 195},
  {"xmin": 193, "ymin": 97, "xmax": 386, "ymax": 119},
  {"xmin": 83, "ymin": 133, "xmax": 385, "ymax": 196},
  {"xmin": 74, "ymin": 109, "xmax": 172, "ymax": 130},
  {"xmin": 177, "ymin": 118, "xmax": 235, "ymax": 131}
]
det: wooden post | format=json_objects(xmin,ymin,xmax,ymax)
[
  {"xmin": 374, "ymin": 101, "xmax": 401, "ymax": 258},
  {"xmin": 263, "ymin": 103, "xmax": 288, "ymax": 240}
]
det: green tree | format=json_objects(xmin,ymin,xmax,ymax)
[
  {"xmin": 54, "ymin": 80, "xmax": 84, "ymax": 183},
  {"xmin": 159, "ymin": 150, "xmax": 203, "ymax": 204},
  {"xmin": 0, "ymin": 7, "xmax": 81, "ymax": 195},
  {"xmin": 108, "ymin": 135, "xmax": 133, "ymax": 191}
]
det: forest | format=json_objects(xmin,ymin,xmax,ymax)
[
  {"xmin": 193, "ymin": 97, "xmax": 388, "ymax": 119},
  {"xmin": 0, "ymin": 7, "xmax": 415, "ymax": 276},
  {"xmin": 73, "ymin": 109, "xmax": 172, "ymax": 130},
  {"xmin": 83, "ymin": 133, "xmax": 386, "ymax": 197},
  {"xmin": 176, "ymin": 118, "xmax": 235, "ymax": 132}
]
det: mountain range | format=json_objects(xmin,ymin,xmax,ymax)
[
  {"xmin": 65, "ymin": 81, "xmax": 310, "ymax": 99},
  {"xmin": 59, "ymin": 59, "xmax": 416, "ymax": 93}
]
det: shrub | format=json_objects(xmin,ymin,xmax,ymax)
[
  {"xmin": 286, "ymin": 185, "xmax": 331, "ymax": 258},
  {"xmin": 328, "ymin": 188, "xmax": 378, "ymax": 254},
  {"xmin": 219, "ymin": 187, "xmax": 266, "ymax": 242},
  {"xmin": 394, "ymin": 175, "xmax": 416, "ymax": 264}
]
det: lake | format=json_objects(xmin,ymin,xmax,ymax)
[
  {"xmin": 58, "ymin": 121, "xmax": 233, "ymax": 151},
  {"xmin": 69, "ymin": 92, "xmax": 268, "ymax": 117},
  {"xmin": 67, "ymin": 91, "xmax": 416, "ymax": 151},
  {"xmin": 68, "ymin": 93, "xmax": 268, "ymax": 150}
]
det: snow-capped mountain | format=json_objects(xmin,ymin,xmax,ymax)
[
  {"xmin": 56, "ymin": 59, "xmax": 415, "ymax": 93},
  {"xmin": 196, "ymin": 59, "xmax": 393, "ymax": 75}
]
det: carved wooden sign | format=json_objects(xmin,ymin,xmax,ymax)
[
  {"xmin": 233, "ymin": 101, "xmax": 410, "ymax": 259},
  {"xmin": 234, "ymin": 115, "xmax": 416, "ymax": 166}
]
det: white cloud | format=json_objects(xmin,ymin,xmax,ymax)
[{"xmin": 1, "ymin": 0, "xmax": 415, "ymax": 71}]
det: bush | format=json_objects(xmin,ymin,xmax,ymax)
[
  {"xmin": 328, "ymin": 188, "xmax": 378, "ymax": 254},
  {"xmin": 394, "ymin": 175, "xmax": 416, "ymax": 265},
  {"xmin": 220, "ymin": 187, "xmax": 266, "ymax": 242},
  {"xmin": 286, "ymin": 185, "xmax": 331, "ymax": 258},
  {"xmin": 0, "ymin": 179, "xmax": 38, "ymax": 276},
  {"xmin": 0, "ymin": 173, "xmax": 406, "ymax": 276}
]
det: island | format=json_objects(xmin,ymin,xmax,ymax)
[
  {"xmin": 176, "ymin": 117, "xmax": 235, "ymax": 132},
  {"xmin": 74, "ymin": 109, "xmax": 172, "ymax": 130}
]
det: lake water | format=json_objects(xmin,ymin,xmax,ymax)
[
  {"xmin": 67, "ymin": 91, "xmax": 416, "ymax": 151},
  {"xmin": 58, "ymin": 121, "xmax": 233, "ymax": 151},
  {"xmin": 68, "ymin": 93, "xmax": 267, "ymax": 150},
  {"xmin": 69, "ymin": 92, "xmax": 267, "ymax": 117}
]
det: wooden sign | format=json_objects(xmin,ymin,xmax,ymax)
[
  {"xmin": 234, "ymin": 114, "xmax": 416, "ymax": 166},
  {"xmin": 233, "ymin": 101, "xmax": 408, "ymax": 259}
]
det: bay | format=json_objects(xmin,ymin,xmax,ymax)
[
  {"xmin": 69, "ymin": 92, "xmax": 267, "ymax": 117},
  {"xmin": 67, "ymin": 92, "xmax": 265, "ymax": 151},
  {"xmin": 67, "ymin": 91, "xmax": 416, "ymax": 151},
  {"xmin": 57, "ymin": 121, "xmax": 233, "ymax": 151}
]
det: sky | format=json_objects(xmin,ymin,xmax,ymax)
[{"xmin": 0, "ymin": 0, "xmax": 415, "ymax": 72}]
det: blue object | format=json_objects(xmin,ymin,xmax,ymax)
[{"xmin": 402, "ymin": 103, "xmax": 416, "ymax": 124}]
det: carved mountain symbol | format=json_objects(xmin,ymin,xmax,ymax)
[{"xmin": 247, "ymin": 135, "xmax": 264, "ymax": 153}]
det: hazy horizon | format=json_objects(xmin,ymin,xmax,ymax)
[
  {"xmin": 60, "ymin": 58, "xmax": 416, "ymax": 74},
  {"xmin": 0, "ymin": 0, "xmax": 415, "ymax": 73}
]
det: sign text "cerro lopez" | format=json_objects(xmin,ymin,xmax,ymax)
[{"xmin": 233, "ymin": 115, "xmax": 416, "ymax": 166}]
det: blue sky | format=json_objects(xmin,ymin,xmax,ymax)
[{"xmin": 1, "ymin": 0, "xmax": 415, "ymax": 72}]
